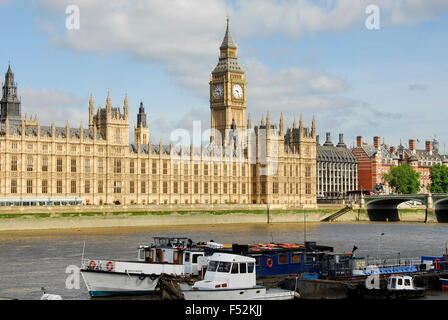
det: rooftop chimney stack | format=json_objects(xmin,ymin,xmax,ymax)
[
  {"xmin": 426, "ymin": 140, "xmax": 433, "ymax": 154},
  {"xmin": 373, "ymin": 136, "xmax": 381, "ymax": 149},
  {"xmin": 409, "ymin": 139, "xmax": 417, "ymax": 153},
  {"xmin": 356, "ymin": 136, "xmax": 363, "ymax": 148},
  {"xmin": 336, "ymin": 133, "xmax": 347, "ymax": 148}
]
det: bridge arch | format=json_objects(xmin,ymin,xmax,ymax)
[
  {"xmin": 432, "ymin": 195, "xmax": 448, "ymax": 223},
  {"xmin": 364, "ymin": 195, "xmax": 428, "ymax": 222}
]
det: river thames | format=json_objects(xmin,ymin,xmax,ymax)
[{"xmin": 1, "ymin": 222, "xmax": 448, "ymax": 300}]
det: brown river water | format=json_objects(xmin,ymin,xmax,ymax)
[{"xmin": 1, "ymin": 222, "xmax": 448, "ymax": 300}]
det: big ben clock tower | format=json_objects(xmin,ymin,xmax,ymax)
[{"xmin": 210, "ymin": 18, "xmax": 246, "ymax": 145}]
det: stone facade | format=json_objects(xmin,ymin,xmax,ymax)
[
  {"xmin": 0, "ymin": 21, "xmax": 317, "ymax": 206},
  {"xmin": 316, "ymin": 132, "xmax": 358, "ymax": 200}
]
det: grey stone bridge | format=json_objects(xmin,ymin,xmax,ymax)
[{"xmin": 363, "ymin": 194, "xmax": 448, "ymax": 222}]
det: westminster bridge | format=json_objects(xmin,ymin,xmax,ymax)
[{"xmin": 363, "ymin": 193, "xmax": 448, "ymax": 222}]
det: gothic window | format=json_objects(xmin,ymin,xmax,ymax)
[
  {"xmin": 152, "ymin": 181, "xmax": 157, "ymax": 194},
  {"xmin": 113, "ymin": 181, "xmax": 122, "ymax": 193},
  {"xmin": 130, "ymin": 181, "xmax": 135, "ymax": 194},
  {"xmin": 85, "ymin": 180, "xmax": 90, "ymax": 194},
  {"xmin": 71, "ymin": 159, "xmax": 77, "ymax": 173},
  {"xmin": 214, "ymin": 183, "xmax": 219, "ymax": 194},
  {"xmin": 204, "ymin": 182, "xmax": 209, "ymax": 194},
  {"xmin": 194, "ymin": 182, "xmax": 199, "ymax": 194},
  {"xmin": 11, "ymin": 179, "xmax": 17, "ymax": 194},
  {"xmin": 84, "ymin": 159, "xmax": 91, "ymax": 173},
  {"xmin": 173, "ymin": 163, "xmax": 179, "ymax": 175},
  {"xmin": 97, "ymin": 160, "xmax": 104, "ymax": 173},
  {"xmin": 11, "ymin": 156, "xmax": 18, "ymax": 171},
  {"xmin": 223, "ymin": 183, "xmax": 228, "ymax": 194},
  {"xmin": 183, "ymin": 164, "xmax": 188, "ymax": 176},
  {"xmin": 115, "ymin": 129, "xmax": 121, "ymax": 143},
  {"xmin": 163, "ymin": 182, "xmax": 168, "ymax": 194},
  {"xmin": 97, "ymin": 180, "xmax": 104, "ymax": 194},
  {"xmin": 151, "ymin": 162, "xmax": 157, "ymax": 174},
  {"xmin": 141, "ymin": 160, "xmax": 147, "ymax": 174},
  {"xmin": 183, "ymin": 182, "xmax": 188, "ymax": 194},
  {"xmin": 273, "ymin": 182, "xmax": 279, "ymax": 194},
  {"xmin": 204, "ymin": 164, "xmax": 209, "ymax": 176},
  {"xmin": 113, "ymin": 159, "xmax": 122, "ymax": 173},
  {"xmin": 42, "ymin": 180, "xmax": 48, "ymax": 194},
  {"xmin": 163, "ymin": 161, "xmax": 168, "ymax": 175},
  {"xmin": 42, "ymin": 157, "xmax": 48, "ymax": 172},
  {"xmin": 141, "ymin": 181, "xmax": 146, "ymax": 194},
  {"xmin": 71, "ymin": 180, "xmax": 77, "ymax": 193},
  {"xmin": 57, "ymin": 180, "xmax": 63, "ymax": 194},
  {"xmin": 26, "ymin": 180, "xmax": 33, "ymax": 194},
  {"xmin": 130, "ymin": 160, "xmax": 135, "ymax": 174},
  {"xmin": 194, "ymin": 164, "xmax": 199, "ymax": 175},
  {"xmin": 232, "ymin": 183, "xmax": 237, "ymax": 194},
  {"xmin": 242, "ymin": 183, "xmax": 246, "ymax": 194},
  {"xmin": 305, "ymin": 183, "xmax": 311, "ymax": 195},
  {"xmin": 173, "ymin": 182, "xmax": 178, "ymax": 194}
]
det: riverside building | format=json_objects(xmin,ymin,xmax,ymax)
[{"xmin": 0, "ymin": 20, "xmax": 317, "ymax": 207}]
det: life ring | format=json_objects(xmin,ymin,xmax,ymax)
[
  {"xmin": 266, "ymin": 258, "xmax": 273, "ymax": 268},
  {"xmin": 149, "ymin": 273, "xmax": 158, "ymax": 280},
  {"xmin": 138, "ymin": 274, "xmax": 146, "ymax": 281},
  {"xmin": 106, "ymin": 261, "xmax": 114, "ymax": 271},
  {"xmin": 88, "ymin": 260, "xmax": 96, "ymax": 270}
]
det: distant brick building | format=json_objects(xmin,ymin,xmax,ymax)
[{"xmin": 352, "ymin": 136, "xmax": 448, "ymax": 194}]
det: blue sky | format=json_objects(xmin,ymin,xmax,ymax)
[{"xmin": 1, "ymin": 0, "xmax": 447, "ymax": 151}]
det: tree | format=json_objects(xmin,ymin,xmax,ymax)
[
  {"xmin": 382, "ymin": 163, "xmax": 421, "ymax": 194},
  {"xmin": 429, "ymin": 164, "xmax": 448, "ymax": 193}
]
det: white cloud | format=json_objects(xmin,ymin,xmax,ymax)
[
  {"xmin": 32, "ymin": 0, "xmax": 448, "ymax": 136},
  {"xmin": 20, "ymin": 88, "xmax": 86, "ymax": 126}
]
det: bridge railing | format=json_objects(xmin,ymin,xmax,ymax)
[{"xmin": 364, "ymin": 257, "xmax": 421, "ymax": 268}]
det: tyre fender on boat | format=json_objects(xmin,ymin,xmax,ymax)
[
  {"xmin": 149, "ymin": 273, "xmax": 158, "ymax": 280},
  {"xmin": 138, "ymin": 274, "xmax": 146, "ymax": 281},
  {"xmin": 266, "ymin": 258, "xmax": 273, "ymax": 268},
  {"xmin": 88, "ymin": 260, "xmax": 97, "ymax": 270}
]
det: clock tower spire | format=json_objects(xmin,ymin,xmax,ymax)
[{"xmin": 210, "ymin": 18, "xmax": 246, "ymax": 145}]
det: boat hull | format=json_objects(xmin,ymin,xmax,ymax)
[
  {"xmin": 181, "ymin": 285, "xmax": 295, "ymax": 300},
  {"xmin": 81, "ymin": 270, "xmax": 159, "ymax": 297}
]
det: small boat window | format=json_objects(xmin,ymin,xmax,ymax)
[
  {"xmin": 254, "ymin": 256, "xmax": 261, "ymax": 266},
  {"xmin": 217, "ymin": 262, "xmax": 232, "ymax": 273},
  {"xmin": 192, "ymin": 254, "xmax": 201, "ymax": 263},
  {"xmin": 138, "ymin": 249, "xmax": 145, "ymax": 261},
  {"xmin": 185, "ymin": 252, "xmax": 190, "ymax": 262},
  {"xmin": 397, "ymin": 278, "xmax": 403, "ymax": 286},
  {"xmin": 291, "ymin": 253, "xmax": 301, "ymax": 264},
  {"xmin": 208, "ymin": 261, "xmax": 218, "ymax": 272},
  {"xmin": 248, "ymin": 262, "xmax": 255, "ymax": 273},
  {"xmin": 391, "ymin": 278, "xmax": 396, "ymax": 288},
  {"xmin": 231, "ymin": 263, "xmax": 239, "ymax": 274},
  {"xmin": 404, "ymin": 279, "xmax": 411, "ymax": 286},
  {"xmin": 278, "ymin": 253, "xmax": 289, "ymax": 265},
  {"xmin": 240, "ymin": 263, "xmax": 247, "ymax": 274}
]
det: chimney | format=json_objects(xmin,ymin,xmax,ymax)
[
  {"xmin": 323, "ymin": 132, "xmax": 333, "ymax": 147},
  {"xmin": 356, "ymin": 136, "xmax": 363, "ymax": 147},
  {"xmin": 409, "ymin": 139, "xmax": 416, "ymax": 152},
  {"xmin": 373, "ymin": 136, "xmax": 381, "ymax": 149},
  {"xmin": 336, "ymin": 133, "xmax": 347, "ymax": 148},
  {"xmin": 426, "ymin": 141, "xmax": 433, "ymax": 154}
]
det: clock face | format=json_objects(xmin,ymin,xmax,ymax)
[
  {"xmin": 213, "ymin": 84, "xmax": 224, "ymax": 99},
  {"xmin": 232, "ymin": 84, "xmax": 243, "ymax": 99}
]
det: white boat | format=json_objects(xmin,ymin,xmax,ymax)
[
  {"xmin": 81, "ymin": 237, "xmax": 205, "ymax": 297},
  {"xmin": 180, "ymin": 253, "xmax": 298, "ymax": 300}
]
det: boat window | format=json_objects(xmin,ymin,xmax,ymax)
[
  {"xmin": 240, "ymin": 263, "xmax": 247, "ymax": 273},
  {"xmin": 231, "ymin": 263, "xmax": 239, "ymax": 274},
  {"xmin": 192, "ymin": 254, "xmax": 201, "ymax": 264},
  {"xmin": 404, "ymin": 279, "xmax": 411, "ymax": 286},
  {"xmin": 138, "ymin": 249, "xmax": 145, "ymax": 261},
  {"xmin": 208, "ymin": 261, "xmax": 218, "ymax": 272},
  {"xmin": 254, "ymin": 256, "xmax": 261, "ymax": 266},
  {"xmin": 278, "ymin": 254, "xmax": 289, "ymax": 265},
  {"xmin": 397, "ymin": 278, "xmax": 403, "ymax": 286},
  {"xmin": 248, "ymin": 263, "xmax": 255, "ymax": 273},
  {"xmin": 391, "ymin": 278, "xmax": 396, "ymax": 288},
  {"xmin": 185, "ymin": 252, "xmax": 190, "ymax": 262},
  {"xmin": 217, "ymin": 262, "xmax": 232, "ymax": 273},
  {"xmin": 292, "ymin": 253, "xmax": 301, "ymax": 264}
]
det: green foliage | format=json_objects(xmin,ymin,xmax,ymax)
[
  {"xmin": 429, "ymin": 164, "xmax": 448, "ymax": 193},
  {"xmin": 382, "ymin": 163, "xmax": 421, "ymax": 194}
]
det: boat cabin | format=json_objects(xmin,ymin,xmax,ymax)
[
  {"xmin": 193, "ymin": 253, "xmax": 257, "ymax": 290},
  {"xmin": 387, "ymin": 275, "xmax": 416, "ymax": 291},
  {"xmin": 137, "ymin": 237, "xmax": 204, "ymax": 273}
]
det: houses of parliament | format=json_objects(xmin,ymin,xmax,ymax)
[{"xmin": 0, "ymin": 21, "xmax": 317, "ymax": 207}]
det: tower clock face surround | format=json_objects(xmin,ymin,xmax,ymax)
[
  {"xmin": 232, "ymin": 84, "xmax": 243, "ymax": 99},
  {"xmin": 213, "ymin": 84, "xmax": 224, "ymax": 99}
]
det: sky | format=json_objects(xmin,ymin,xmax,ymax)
[{"xmin": 0, "ymin": 0, "xmax": 447, "ymax": 151}]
